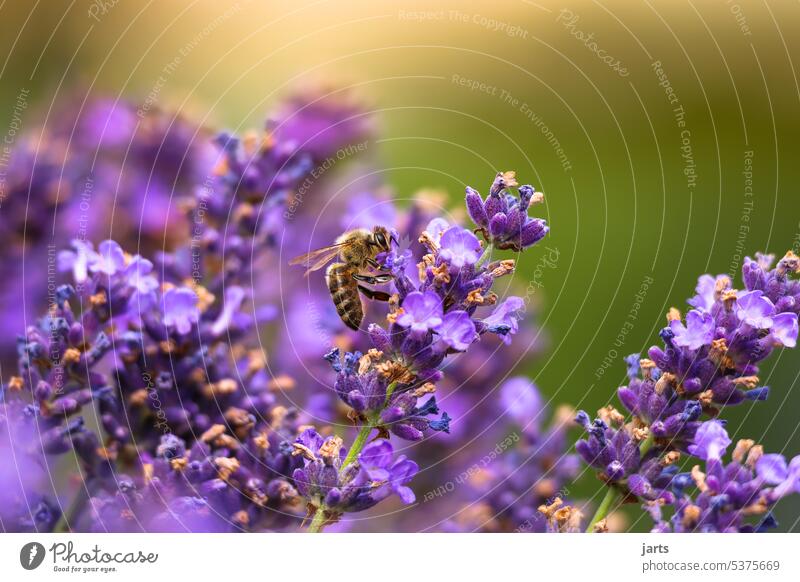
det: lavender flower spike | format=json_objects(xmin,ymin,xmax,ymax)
[
  {"xmin": 292, "ymin": 429, "xmax": 418, "ymax": 527},
  {"xmin": 578, "ymin": 250, "xmax": 800, "ymax": 533},
  {"xmin": 466, "ymin": 171, "xmax": 549, "ymax": 251}
]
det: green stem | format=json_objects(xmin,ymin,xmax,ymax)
[
  {"xmin": 54, "ymin": 487, "xmax": 88, "ymax": 533},
  {"xmin": 339, "ymin": 423, "xmax": 375, "ymax": 475},
  {"xmin": 306, "ymin": 423, "xmax": 376, "ymax": 533},
  {"xmin": 585, "ymin": 486, "xmax": 619, "ymax": 533},
  {"xmin": 305, "ymin": 382, "xmax": 400, "ymax": 532},
  {"xmin": 476, "ymin": 243, "xmax": 494, "ymax": 267},
  {"xmin": 307, "ymin": 506, "xmax": 328, "ymax": 533},
  {"xmin": 585, "ymin": 432, "xmax": 656, "ymax": 533},
  {"xmin": 639, "ymin": 432, "xmax": 655, "ymax": 456}
]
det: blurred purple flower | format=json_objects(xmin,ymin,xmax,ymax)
[{"xmin": 162, "ymin": 287, "xmax": 199, "ymax": 334}]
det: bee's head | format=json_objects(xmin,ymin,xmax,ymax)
[{"xmin": 371, "ymin": 226, "xmax": 394, "ymax": 253}]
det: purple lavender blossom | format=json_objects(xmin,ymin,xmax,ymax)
[
  {"xmin": 465, "ymin": 171, "xmax": 549, "ymax": 251},
  {"xmin": 669, "ymin": 309, "xmax": 714, "ymax": 350},
  {"xmin": 318, "ymin": 177, "xmax": 542, "ymax": 451},
  {"xmin": 644, "ymin": 425, "xmax": 799, "ymax": 532},
  {"xmin": 438, "ymin": 227, "xmax": 483, "ymax": 269},
  {"xmin": 292, "ymin": 429, "xmax": 417, "ymax": 520},
  {"xmin": 636, "ymin": 253, "xmax": 800, "ymax": 410},
  {"xmin": 687, "ymin": 420, "xmax": 731, "ymax": 461},
  {"xmin": 324, "ymin": 348, "xmax": 450, "ymax": 440},
  {"xmin": 757, "ymin": 454, "xmax": 800, "ymax": 498},
  {"xmin": 397, "ymin": 291, "xmax": 444, "ymax": 335},
  {"xmin": 576, "ymin": 251, "xmax": 800, "ymax": 533},
  {"xmin": 482, "ymin": 296, "xmax": 525, "ymax": 344},
  {"xmin": 688, "ymin": 274, "xmax": 728, "ymax": 312},
  {"xmin": 736, "ymin": 290, "xmax": 776, "ymax": 329},
  {"xmin": 771, "ymin": 312, "xmax": 799, "ymax": 348},
  {"xmin": 161, "ymin": 288, "xmax": 200, "ymax": 335},
  {"xmin": 445, "ymin": 387, "xmax": 579, "ymax": 533},
  {"xmin": 438, "ymin": 311, "xmax": 477, "ymax": 351}
]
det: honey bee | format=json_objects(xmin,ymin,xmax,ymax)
[{"xmin": 289, "ymin": 226, "xmax": 396, "ymax": 330}]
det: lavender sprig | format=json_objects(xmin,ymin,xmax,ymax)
[
  {"xmin": 301, "ymin": 172, "xmax": 549, "ymax": 531},
  {"xmin": 575, "ymin": 251, "xmax": 800, "ymax": 532},
  {"xmin": 0, "ymin": 102, "xmax": 342, "ymax": 532}
]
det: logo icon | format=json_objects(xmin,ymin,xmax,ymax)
[{"xmin": 20, "ymin": 542, "xmax": 46, "ymax": 570}]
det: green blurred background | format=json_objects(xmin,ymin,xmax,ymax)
[{"xmin": 2, "ymin": 0, "xmax": 799, "ymax": 530}]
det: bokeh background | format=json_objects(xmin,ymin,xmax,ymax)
[{"xmin": 1, "ymin": 0, "xmax": 799, "ymax": 530}]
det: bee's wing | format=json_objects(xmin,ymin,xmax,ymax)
[{"xmin": 289, "ymin": 243, "xmax": 346, "ymax": 275}]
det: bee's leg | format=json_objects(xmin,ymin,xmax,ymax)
[
  {"xmin": 352, "ymin": 273, "xmax": 393, "ymax": 284},
  {"xmin": 366, "ymin": 258, "xmax": 391, "ymax": 271},
  {"xmin": 358, "ymin": 285, "xmax": 391, "ymax": 302}
]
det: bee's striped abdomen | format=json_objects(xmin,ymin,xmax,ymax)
[{"xmin": 326, "ymin": 263, "xmax": 363, "ymax": 330}]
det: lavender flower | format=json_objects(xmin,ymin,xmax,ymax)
[
  {"xmin": 644, "ymin": 424, "xmax": 800, "ymax": 532},
  {"xmin": 0, "ymin": 100, "xmax": 329, "ymax": 532},
  {"xmin": 0, "ymin": 98, "xmax": 213, "ymax": 355},
  {"xmin": 295, "ymin": 172, "xmax": 548, "ymax": 530},
  {"xmin": 161, "ymin": 287, "xmax": 200, "ymax": 335},
  {"xmin": 669, "ymin": 309, "xmax": 714, "ymax": 350},
  {"xmin": 325, "ymin": 348, "xmax": 450, "ymax": 440},
  {"xmin": 396, "ymin": 290, "xmax": 444, "ymax": 335},
  {"xmin": 438, "ymin": 227, "xmax": 483, "ymax": 268},
  {"xmin": 631, "ymin": 252, "xmax": 799, "ymax": 416},
  {"xmin": 465, "ymin": 171, "xmax": 549, "ymax": 251},
  {"xmin": 576, "ymin": 252, "xmax": 800, "ymax": 533},
  {"xmin": 1, "ymin": 89, "xmax": 556, "ymax": 534},
  {"xmin": 687, "ymin": 420, "xmax": 731, "ymax": 461},
  {"xmin": 292, "ymin": 429, "xmax": 417, "ymax": 526},
  {"xmin": 445, "ymin": 381, "xmax": 580, "ymax": 533},
  {"xmin": 319, "ymin": 182, "xmax": 540, "ymax": 425}
]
